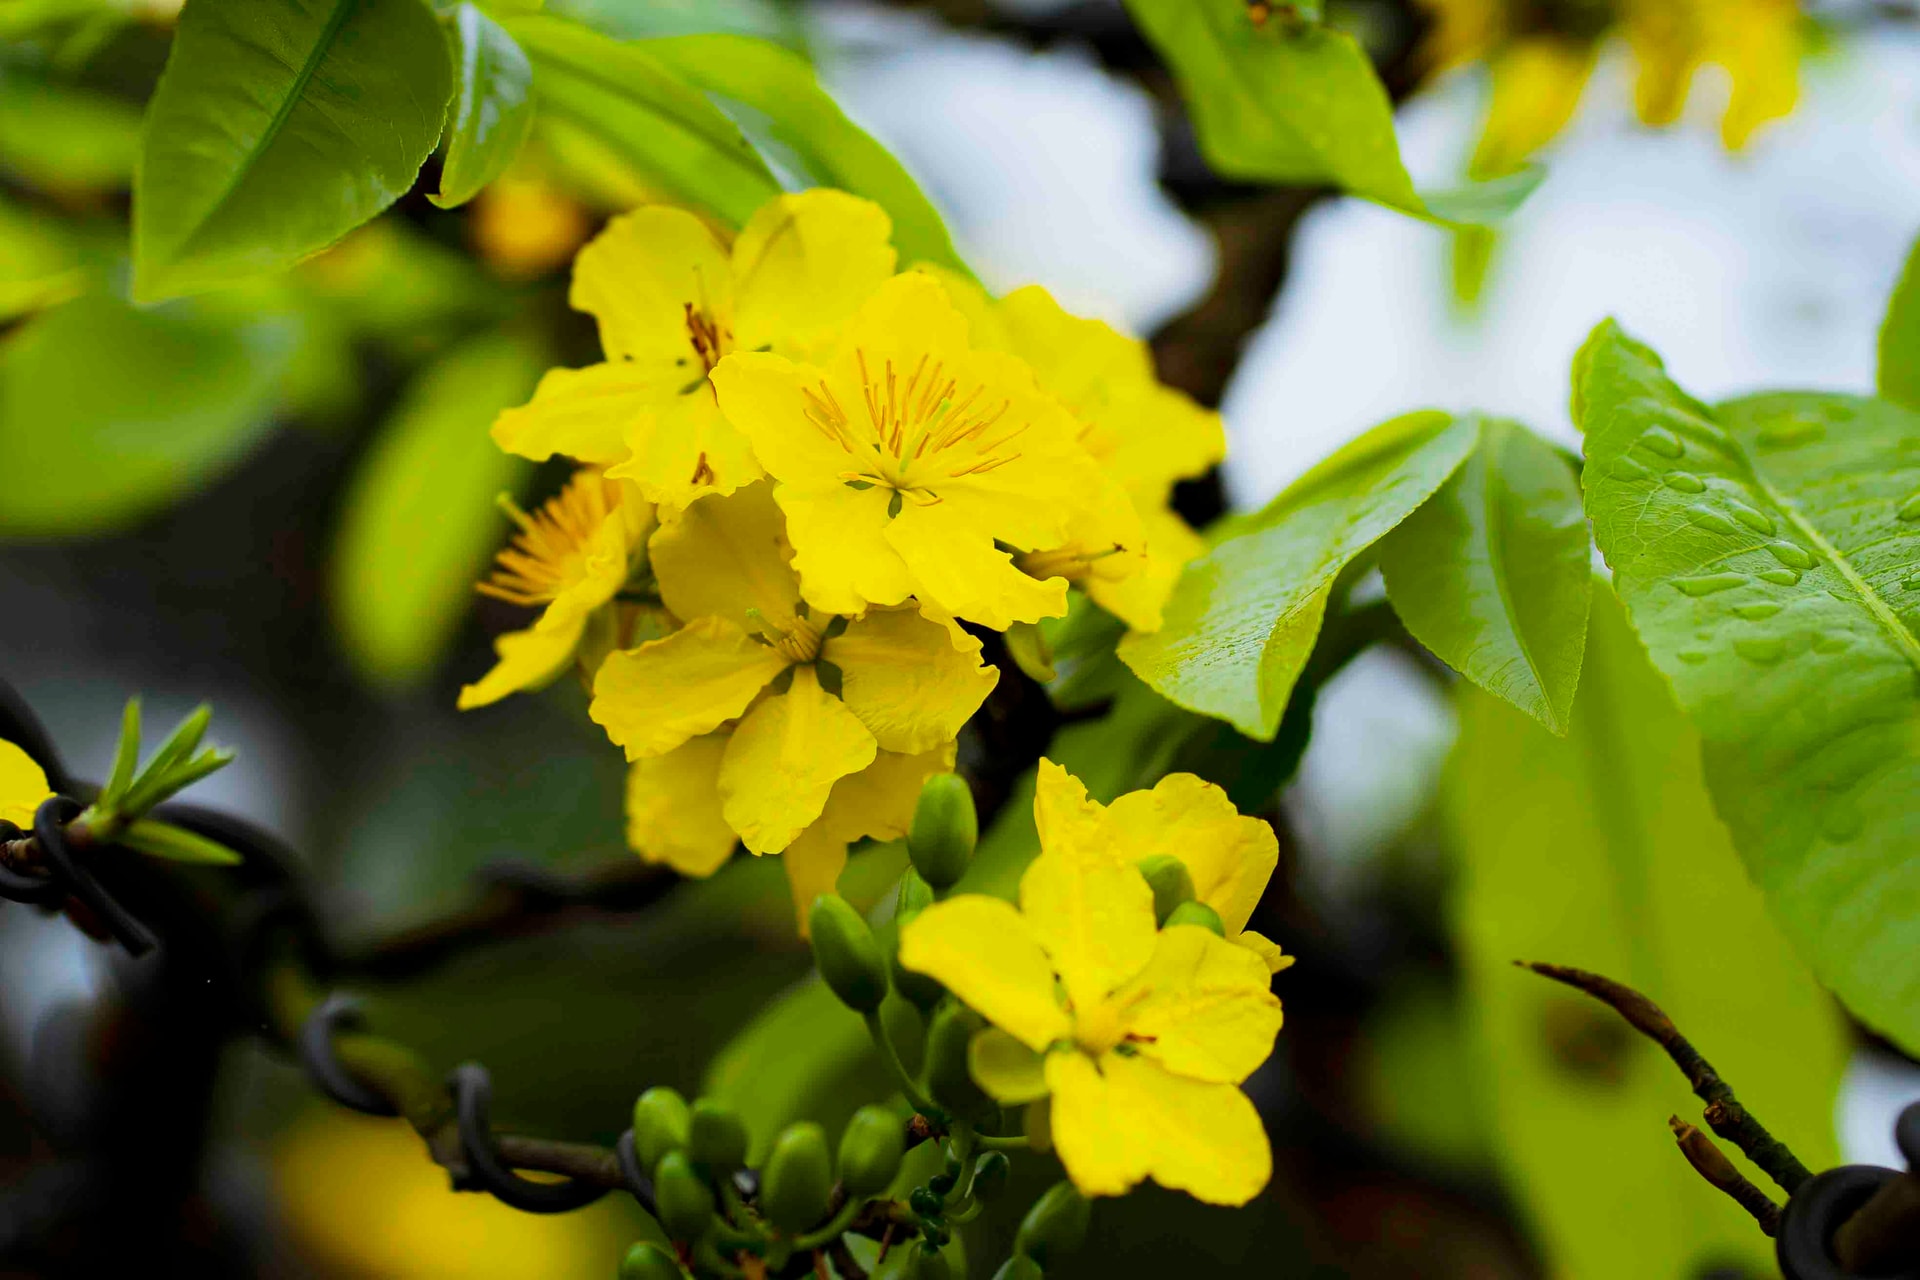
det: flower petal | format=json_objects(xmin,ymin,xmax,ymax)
[
  {"xmin": 604, "ymin": 387, "xmax": 762, "ymax": 509},
  {"xmin": 811, "ymin": 745, "xmax": 955, "ymax": 846},
  {"xmin": 732, "ymin": 190, "xmax": 897, "ymax": 361},
  {"xmin": 897, "ymin": 895, "xmax": 1071, "ymax": 1052},
  {"xmin": 709, "ymin": 352, "xmax": 871, "ymax": 497},
  {"xmin": 0, "ymin": 739, "xmax": 52, "ymax": 829},
  {"xmin": 718, "ymin": 665, "xmax": 877, "ymax": 853},
  {"xmin": 780, "ymin": 822, "xmax": 850, "ymax": 936},
  {"xmin": 590, "ymin": 617, "xmax": 788, "ymax": 759},
  {"xmin": 570, "ymin": 205, "xmax": 732, "ymax": 364},
  {"xmin": 1018, "ymin": 840, "xmax": 1157, "ymax": 1017},
  {"xmin": 885, "ymin": 498, "xmax": 1069, "ymax": 630},
  {"xmin": 823, "ymin": 608, "xmax": 998, "ymax": 754},
  {"xmin": 456, "ymin": 608, "xmax": 589, "ymax": 710},
  {"xmin": 1042, "ymin": 1050, "xmax": 1150, "ymax": 1197},
  {"xmin": 1117, "ymin": 925, "xmax": 1282, "ymax": 1084},
  {"xmin": 1102, "ymin": 774, "xmax": 1278, "ymax": 936},
  {"xmin": 776, "ymin": 482, "xmax": 914, "ymax": 617},
  {"xmin": 969, "ymin": 1028, "xmax": 1051, "ymax": 1104},
  {"xmin": 626, "ymin": 734, "xmax": 737, "ymax": 876},
  {"xmin": 491, "ymin": 362, "xmax": 669, "ymax": 466},
  {"xmin": 650, "ymin": 481, "xmax": 802, "ymax": 630},
  {"xmin": 1234, "ymin": 930, "xmax": 1292, "ymax": 974},
  {"xmin": 1032, "ymin": 759, "xmax": 1107, "ymax": 859}
]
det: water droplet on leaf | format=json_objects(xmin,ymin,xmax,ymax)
[
  {"xmin": 1676, "ymin": 573, "xmax": 1746, "ymax": 596},
  {"xmin": 1641, "ymin": 428, "xmax": 1685, "ymax": 458},
  {"xmin": 1734, "ymin": 602, "xmax": 1782, "ymax": 620},
  {"xmin": 1768, "ymin": 542, "xmax": 1815, "ymax": 569},
  {"xmin": 1687, "ymin": 505, "xmax": 1739, "ymax": 536},
  {"xmin": 1758, "ymin": 568, "xmax": 1802, "ymax": 586},
  {"xmin": 1726, "ymin": 501, "xmax": 1775, "ymax": 535},
  {"xmin": 1664, "ymin": 472, "xmax": 1708, "ymax": 494}
]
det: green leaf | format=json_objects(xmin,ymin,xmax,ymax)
[
  {"xmin": 0, "ymin": 290, "xmax": 294, "ymax": 536},
  {"xmin": 1574, "ymin": 319, "xmax": 1920, "ymax": 1054},
  {"xmin": 118, "ymin": 817, "xmax": 245, "ymax": 865},
  {"xmin": 0, "ymin": 193, "xmax": 91, "ymax": 319},
  {"xmin": 100, "ymin": 698, "xmax": 142, "ymax": 808},
  {"xmin": 638, "ymin": 34, "xmax": 968, "ymax": 274},
  {"xmin": 1448, "ymin": 585, "xmax": 1845, "ymax": 1277},
  {"xmin": 0, "ymin": 66, "xmax": 141, "ymax": 190},
  {"xmin": 1118, "ymin": 411, "xmax": 1478, "ymax": 739},
  {"xmin": 330, "ymin": 329, "xmax": 544, "ymax": 688},
  {"xmin": 1119, "ymin": 0, "xmax": 1535, "ymax": 226},
  {"xmin": 132, "ymin": 0, "xmax": 454, "ymax": 301},
  {"xmin": 503, "ymin": 16, "xmax": 779, "ymax": 228},
  {"xmin": 1878, "ymin": 230, "xmax": 1920, "ymax": 410},
  {"xmin": 1378, "ymin": 418, "xmax": 1591, "ymax": 733},
  {"xmin": 550, "ymin": 0, "xmax": 800, "ymax": 43},
  {"xmin": 433, "ymin": 4, "xmax": 534, "ymax": 209},
  {"xmin": 702, "ymin": 977, "xmax": 874, "ymax": 1162}
]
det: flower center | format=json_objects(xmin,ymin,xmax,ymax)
[
  {"xmin": 748, "ymin": 609, "xmax": 825, "ymax": 665},
  {"xmin": 684, "ymin": 303, "xmax": 730, "ymax": 375},
  {"xmin": 1016, "ymin": 542, "xmax": 1124, "ymax": 584},
  {"xmin": 1071, "ymin": 986, "xmax": 1152, "ymax": 1058},
  {"xmin": 476, "ymin": 470, "xmax": 618, "ymax": 607}
]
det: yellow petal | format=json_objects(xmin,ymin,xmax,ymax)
[
  {"xmin": 781, "ymin": 822, "xmax": 851, "ymax": 936},
  {"xmin": 885, "ymin": 497, "xmax": 1070, "ymax": 630},
  {"xmin": 1234, "ymin": 930, "xmax": 1293, "ymax": 974},
  {"xmin": 1102, "ymin": 774, "xmax": 1277, "ymax": 936},
  {"xmin": 1047, "ymin": 1051, "xmax": 1270, "ymax": 1205},
  {"xmin": 909, "ymin": 264, "xmax": 1010, "ymax": 349},
  {"xmin": 456, "ymin": 608, "xmax": 589, "ymax": 710},
  {"xmin": 897, "ymin": 895, "xmax": 1071, "ymax": 1051},
  {"xmin": 731, "ymin": 190, "xmax": 897, "ymax": 361},
  {"xmin": 969, "ymin": 1027, "xmax": 1051, "ymax": 1104},
  {"xmin": 811, "ymin": 744, "xmax": 956, "ymax": 847},
  {"xmin": 776, "ymin": 482, "xmax": 915, "ymax": 617},
  {"xmin": 1469, "ymin": 38, "xmax": 1596, "ymax": 180},
  {"xmin": 570, "ymin": 205, "xmax": 733, "ymax": 364},
  {"xmin": 491, "ymin": 362, "xmax": 668, "ymax": 466},
  {"xmin": 823, "ymin": 607, "xmax": 998, "ymax": 754},
  {"xmin": 1116, "ymin": 925, "xmax": 1282, "ymax": 1084},
  {"xmin": 0, "ymin": 739, "xmax": 52, "ymax": 829},
  {"xmin": 718, "ymin": 665, "xmax": 877, "ymax": 853},
  {"xmin": 709, "ymin": 352, "xmax": 871, "ymax": 498},
  {"xmin": 605, "ymin": 386, "xmax": 763, "ymax": 509},
  {"xmin": 1624, "ymin": 0, "xmax": 1701, "ymax": 128},
  {"xmin": 1709, "ymin": 0, "xmax": 1798, "ymax": 150},
  {"xmin": 589, "ymin": 617, "xmax": 788, "ymax": 759},
  {"xmin": 1033, "ymin": 758, "xmax": 1108, "ymax": 859},
  {"xmin": 626, "ymin": 734, "xmax": 737, "ymax": 876},
  {"xmin": 1018, "ymin": 840, "xmax": 1157, "ymax": 1018},
  {"xmin": 650, "ymin": 480, "xmax": 802, "ymax": 630}
]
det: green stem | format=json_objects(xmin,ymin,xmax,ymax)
[
  {"xmin": 974, "ymin": 1134, "xmax": 1029, "ymax": 1152},
  {"xmin": 863, "ymin": 1011, "xmax": 944, "ymax": 1120},
  {"xmin": 793, "ymin": 1198, "xmax": 866, "ymax": 1250}
]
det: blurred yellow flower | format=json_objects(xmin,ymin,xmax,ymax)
[
  {"xmin": 491, "ymin": 189, "xmax": 899, "ymax": 509},
  {"xmin": 710, "ymin": 273, "xmax": 1116, "ymax": 630},
  {"xmin": 898, "ymin": 766, "xmax": 1283, "ymax": 1204},
  {"xmin": 0, "ymin": 739, "xmax": 52, "ymax": 829},
  {"xmin": 471, "ymin": 169, "xmax": 592, "ymax": 281},
  {"xmin": 457, "ymin": 469, "xmax": 656, "ymax": 710}
]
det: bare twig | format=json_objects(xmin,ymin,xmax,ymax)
[{"xmin": 1667, "ymin": 1116, "xmax": 1782, "ymax": 1236}]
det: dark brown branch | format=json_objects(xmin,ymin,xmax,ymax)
[
  {"xmin": 1667, "ymin": 1116, "xmax": 1782, "ymax": 1236},
  {"xmin": 826, "ymin": 1239, "xmax": 869, "ymax": 1280},
  {"xmin": 1519, "ymin": 962, "xmax": 1812, "ymax": 1194}
]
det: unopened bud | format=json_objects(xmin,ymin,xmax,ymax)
[
  {"xmin": 990, "ymin": 1257, "xmax": 1044, "ymax": 1280},
  {"xmin": 632, "ymin": 1087, "xmax": 691, "ymax": 1170},
  {"xmin": 910, "ymin": 1186, "xmax": 945, "ymax": 1218},
  {"xmin": 1136, "ymin": 854, "xmax": 1195, "ymax": 924},
  {"xmin": 970, "ymin": 1151, "xmax": 1010, "ymax": 1202},
  {"xmin": 760, "ymin": 1122, "xmax": 834, "ymax": 1233},
  {"xmin": 907, "ymin": 773, "xmax": 977, "ymax": 891},
  {"xmin": 1015, "ymin": 1182, "xmax": 1090, "ymax": 1266},
  {"xmin": 652, "ymin": 1151, "xmax": 715, "ymax": 1242},
  {"xmin": 923, "ymin": 1003, "xmax": 990, "ymax": 1117},
  {"xmin": 1164, "ymin": 899, "xmax": 1224, "ymax": 936},
  {"xmin": 619, "ymin": 1241, "xmax": 684, "ymax": 1280},
  {"xmin": 809, "ymin": 894, "xmax": 888, "ymax": 1013},
  {"xmin": 838, "ymin": 1105, "xmax": 905, "ymax": 1197},
  {"xmin": 688, "ymin": 1099, "xmax": 748, "ymax": 1174}
]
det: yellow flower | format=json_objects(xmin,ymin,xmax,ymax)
[
  {"xmin": 591, "ymin": 481, "xmax": 997, "ymax": 870},
  {"xmin": 1033, "ymin": 760, "xmax": 1290, "ymax": 973},
  {"xmin": 0, "ymin": 739, "xmax": 52, "ymax": 829},
  {"xmin": 490, "ymin": 189, "xmax": 899, "ymax": 509},
  {"xmin": 708, "ymin": 273, "xmax": 1115, "ymax": 630},
  {"xmin": 457, "ymin": 469, "xmax": 656, "ymax": 710},
  {"xmin": 471, "ymin": 168, "xmax": 592, "ymax": 281},
  {"xmin": 898, "ymin": 779, "xmax": 1283, "ymax": 1204}
]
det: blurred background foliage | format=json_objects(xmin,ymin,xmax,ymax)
[{"xmin": 0, "ymin": 1, "xmax": 1913, "ymax": 1278}]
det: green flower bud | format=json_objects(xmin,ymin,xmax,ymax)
[
  {"xmin": 907, "ymin": 773, "xmax": 977, "ymax": 891},
  {"xmin": 910, "ymin": 1186, "xmax": 945, "ymax": 1218},
  {"xmin": 881, "ymin": 993, "xmax": 928, "ymax": 1073},
  {"xmin": 687, "ymin": 1099, "xmax": 748, "ymax": 1174},
  {"xmin": 970, "ymin": 1151, "xmax": 1010, "ymax": 1202},
  {"xmin": 838, "ymin": 1105, "xmax": 906, "ymax": 1197},
  {"xmin": 899, "ymin": 872, "xmax": 935, "ymax": 917},
  {"xmin": 1135, "ymin": 854, "xmax": 1196, "ymax": 924},
  {"xmin": 922, "ymin": 1003, "xmax": 990, "ymax": 1117},
  {"xmin": 760, "ymin": 1122, "xmax": 834, "ymax": 1233},
  {"xmin": 809, "ymin": 894, "xmax": 889, "ymax": 1013},
  {"xmin": 1164, "ymin": 899, "xmax": 1225, "ymax": 937},
  {"xmin": 652, "ymin": 1152, "xmax": 715, "ymax": 1242},
  {"xmin": 633, "ymin": 1087, "xmax": 691, "ymax": 1170},
  {"xmin": 913, "ymin": 1241, "xmax": 952, "ymax": 1280},
  {"xmin": 990, "ymin": 1257, "xmax": 1044, "ymax": 1280},
  {"xmin": 619, "ymin": 1241, "xmax": 684, "ymax": 1280},
  {"xmin": 927, "ymin": 1172, "xmax": 957, "ymax": 1198},
  {"xmin": 1015, "ymin": 1182, "xmax": 1090, "ymax": 1267}
]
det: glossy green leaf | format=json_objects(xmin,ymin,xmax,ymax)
[
  {"xmin": 1120, "ymin": 0, "xmax": 1536, "ymax": 226},
  {"xmin": 119, "ymin": 818, "xmax": 244, "ymax": 865},
  {"xmin": 0, "ymin": 193, "xmax": 90, "ymax": 318},
  {"xmin": 330, "ymin": 329, "xmax": 544, "ymax": 688},
  {"xmin": 0, "ymin": 290, "xmax": 293, "ymax": 536},
  {"xmin": 1449, "ymin": 585, "xmax": 1845, "ymax": 1278},
  {"xmin": 0, "ymin": 67, "xmax": 140, "ymax": 190},
  {"xmin": 1379, "ymin": 418, "xmax": 1591, "ymax": 733},
  {"xmin": 433, "ymin": 4, "xmax": 534, "ymax": 209},
  {"xmin": 1575, "ymin": 320, "xmax": 1920, "ymax": 1054},
  {"xmin": 132, "ymin": 0, "xmax": 454, "ymax": 301},
  {"xmin": 503, "ymin": 16, "xmax": 779, "ymax": 228},
  {"xmin": 551, "ymin": 0, "xmax": 800, "ymax": 43},
  {"xmin": 640, "ymin": 34, "xmax": 968, "ymax": 274},
  {"xmin": 1119, "ymin": 411, "xmax": 1478, "ymax": 739},
  {"xmin": 1879, "ymin": 230, "xmax": 1920, "ymax": 410}
]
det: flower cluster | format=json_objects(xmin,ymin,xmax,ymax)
[
  {"xmin": 899, "ymin": 760, "xmax": 1288, "ymax": 1205},
  {"xmin": 457, "ymin": 190, "xmax": 1222, "ymax": 921}
]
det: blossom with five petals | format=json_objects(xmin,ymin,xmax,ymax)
[
  {"xmin": 0, "ymin": 739, "xmax": 51, "ymax": 829},
  {"xmin": 898, "ymin": 766, "xmax": 1283, "ymax": 1204}
]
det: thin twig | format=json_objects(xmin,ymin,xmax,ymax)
[
  {"xmin": 1668, "ymin": 1116, "xmax": 1782, "ymax": 1236},
  {"xmin": 1519, "ymin": 962, "xmax": 1812, "ymax": 1194}
]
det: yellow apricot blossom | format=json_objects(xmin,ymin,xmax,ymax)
[
  {"xmin": 457, "ymin": 469, "xmax": 656, "ymax": 710},
  {"xmin": 898, "ymin": 785, "xmax": 1283, "ymax": 1204},
  {"xmin": 490, "ymin": 189, "xmax": 898, "ymax": 509},
  {"xmin": 591, "ymin": 482, "xmax": 997, "ymax": 885},
  {"xmin": 709, "ymin": 273, "xmax": 1120, "ymax": 630},
  {"xmin": 1, "ymin": 739, "xmax": 53, "ymax": 829},
  {"xmin": 1033, "ymin": 760, "xmax": 1289, "ymax": 973}
]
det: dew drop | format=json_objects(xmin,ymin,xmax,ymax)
[
  {"xmin": 1734, "ymin": 602, "xmax": 1783, "ymax": 620},
  {"xmin": 1676, "ymin": 573, "xmax": 1747, "ymax": 597},
  {"xmin": 1726, "ymin": 501, "xmax": 1775, "ymax": 535},
  {"xmin": 1757, "ymin": 418, "xmax": 1823, "ymax": 448},
  {"xmin": 1664, "ymin": 472, "xmax": 1708, "ymax": 494},
  {"xmin": 1686, "ymin": 505, "xmax": 1739, "ymax": 535},
  {"xmin": 1641, "ymin": 428, "xmax": 1686, "ymax": 459},
  {"xmin": 1612, "ymin": 456, "xmax": 1656, "ymax": 481},
  {"xmin": 1897, "ymin": 492, "xmax": 1920, "ymax": 522},
  {"xmin": 1733, "ymin": 634, "xmax": 1786, "ymax": 664},
  {"xmin": 1904, "ymin": 571, "xmax": 1920, "ymax": 591},
  {"xmin": 1758, "ymin": 568, "xmax": 1802, "ymax": 586},
  {"xmin": 1812, "ymin": 631, "xmax": 1851, "ymax": 654},
  {"xmin": 1821, "ymin": 801, "xmax": 1864, "ymax": 843},
  {"xmin": 1767, "ymin": 542, "xmax": 1815, "ymax": 569},
  {"xmin": 1677, "ymin": 650, "xmax": 1710, "ymax": 664}
]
